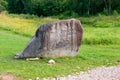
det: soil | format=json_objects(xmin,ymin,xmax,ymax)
[{"xmin": 0, "ymin": 74, "xmax": 17, "ymax": 80}]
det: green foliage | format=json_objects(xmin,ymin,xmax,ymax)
[
  {"xmin": 6, "ymin": 0, "xmax": 66, "ymax": 16},
  {"xmin": 58, "ymin": 11, "xmax": 78, "ymax": 19},
  {"xmin": 6, "ymin": 0, "xmax": 24, "ymax": 13},
  {"xmin": 0, "ymin": 0, "xmax": 7, "ymax": 12},
  {"xmin": 103, "ymin": 8, "xmax": 108, "ymax": 15},
  {"xmin": 113, "ymin": 10, "xmax": 119, "ymax": 16},
  {"xmin": 6, "ymin": 0, "xmax": 120, "ymax": 16}
]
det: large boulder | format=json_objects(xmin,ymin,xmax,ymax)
[{"xmin": 15, "ymin": 19, "xmax": 83, "ymax": 58}]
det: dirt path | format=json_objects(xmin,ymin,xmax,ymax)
[{"xmin": 44, "ymin": 66, "xmax": 120, "ymax": 80}]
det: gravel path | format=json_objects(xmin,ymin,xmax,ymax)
[{"xmin": 44, "ymin": 66, "xmax": 120, "ymax": 80}]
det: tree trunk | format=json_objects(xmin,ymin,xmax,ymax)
[
  {"xmin": 108, "ymin": 0, "xmax": 112, "ymax": 15},
  {"xmin": 87, "ymin": 0, "xmax": 90, "ymax": 16},
  {"xmin": 104, "ymin": 0, "xmax": 108, "ymax": 9}
]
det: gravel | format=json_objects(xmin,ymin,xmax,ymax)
[{"xmin": 44, "ymin": 66, "xmax": 120, "ymax": 80}]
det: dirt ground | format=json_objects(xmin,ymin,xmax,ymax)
[
  {"xmin": 0, "ymin": 74, "xmax": 17, "ymax": 80},
  {"xmin": 0, "ymin": 66, "xmax": 120, "ymax": 80}
]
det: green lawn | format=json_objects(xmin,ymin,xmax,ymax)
[
  {"xmin": 0, "ymin": 30, "xmax": 120, "ymax": 79},
  {"xmin": 0, "ymin": 14, "xmax": 120, "ymax": 79}
]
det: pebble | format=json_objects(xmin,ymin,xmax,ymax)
[
  {"xmin": 26, "ymin": 58, "xmax": 39, "ymax": 61},
  {"xmin": 48, "ymin": 59, "xmax": 55, "ymax": 64},
  {"xmin": 35, "ymin": 77, "xmax": 40, "ymax": 80}
]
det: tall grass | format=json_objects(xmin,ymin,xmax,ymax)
[
  {"xmin": 0, "ymin": 14, "xmax": 57, "ymax": 37},
  {"xmin": 83, "ymin": 27, "xmax": 120, "ymax": 45},
  {"xmin": 79, "ymin": 15, "xmax": 120, "ymax": 28},
  {"xmin": 79, "ymin": 15, "xmax": 120, "ymax": 45},
  {"xmin": 0, "ymin": 14, "xmax": 120, "ymax": 44}
]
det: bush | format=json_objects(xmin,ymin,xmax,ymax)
[
  {"xmin": 0, "ymin": 0, "xmax": 8, "ymax": 13},
  {"xmin": 103, "ymin": 8, "xmax": 109, "ymax": 15},
  {"xmin": 6, "ymin": 0, "xmax": 120, "ymax": 17},
  {"xmin": 7, "ymin": 0, "xmax": 66, "ymax": 16},
  {"xmin": 58, "ymin": 11, "xmax": 78, "ymax": 19},
  {"xmin": 113, "ymin": 10, "xmax": 119, "ymax": 16}
]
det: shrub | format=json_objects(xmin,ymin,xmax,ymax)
[
  {"xmin": 0, "ymin": 0, "xmax": 8, "ymax": 13},
  {"xmin": 103, "ymin": 8, "xmax": 108, "ymax": 16},
  {"xmin": 58, "ymin": 11, "xmax": 78, "ymax": 19},
  {"xmin": 113, "ymin": 10, "xmax": 119, "ymax": 16}
]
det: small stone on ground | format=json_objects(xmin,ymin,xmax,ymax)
[{"xmin": 48, "ymin": 59, "xmax": 55, "ymax": 64}]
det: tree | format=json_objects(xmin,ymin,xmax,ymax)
[
  {"xmin": 6, "ymin": 0, "xmax": 120, "ymax": 16},
  {"xmin": 0, "ymin": 0, "xmax": 7, "ymax": 13}
]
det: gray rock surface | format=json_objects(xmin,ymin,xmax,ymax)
[{"xmin": 15, "ymin": 19, "xmax": 83, "ymax": 58}]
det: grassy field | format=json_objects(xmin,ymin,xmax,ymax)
[
  {"xmin": 0, "ymin": 14, "xmax": 57, "ymax": 37},
  {"xmin": 0, "ymin": 14, "xmax": 120, "ymax": 79},
  {"xmin": 0, "ymin": 14, "xmax": 120, "ymax": 45}
]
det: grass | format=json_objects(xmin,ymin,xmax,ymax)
[
  {"xmin": 0, "ymin": 14, "xmax": 57, "ymax": 37},
  {"xmin": 0, "ymin": 14, "xmax": 120, "ymax": 44},
  {"xmin": 0, "ymin": 14, "xmax": 120, "ymax": 79},
  {"xmin": 83, "ymin": 27, "xmax": 120, "ymax": 45},
  {"xmin": 0, "ymin": 30, "xmax": 120, "ymax": 80}
]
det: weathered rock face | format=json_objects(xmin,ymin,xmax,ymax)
[{"xmin": 15, "ymin": 19, "xmax": 83, "ymax": 58}]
